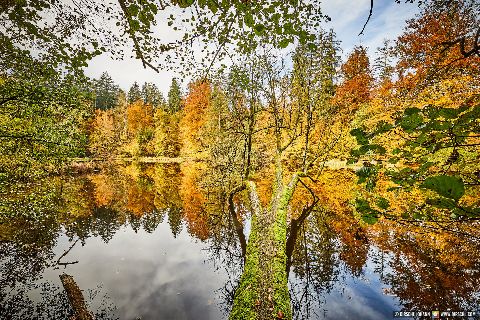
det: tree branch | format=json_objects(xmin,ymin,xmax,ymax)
[
  {"xmin": 228, "ymin": 183, "xmax": 247, "ymax": 261},
  {"xmin": 117, "ymin": 0, "xmax": 159, "ymax": 72},
  {"xmin": 358, "ymin": 0, "xmax": 374, "ymax": 36}
]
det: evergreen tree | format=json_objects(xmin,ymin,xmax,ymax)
[
  {"xmin": 142, "ymin": 82, "xmax": 165, "ymax": 107},
  {"xmin": 128, "ymin": 82, "xmax": 142, "ymax": 103},
  {"xmin": 318, "ymin": 29, "xmax": 341, "ymax": 97},
  {"xmin": 374, "ymin": 39, "xmax": 395, "ymax": 83},
  {"xmin": 167, "ymin": 78, "xmax": 182, "ymax": 113},
  {"xmin": 94, "ymin": 72, "xmax": 120, "ymax": 110}
]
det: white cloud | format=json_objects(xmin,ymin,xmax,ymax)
[{"xmin": 85, "ymin": 54, "xmax": 175, "ymax": 96}]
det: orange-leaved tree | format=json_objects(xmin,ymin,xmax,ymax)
[
  {"xmin": 180, "ymin": 80, "xmax": 212, "ymax": 156},
  {"xmin": 125, "ymin": 100, "xmax": 154, "ymax": 156},
  {"xmin": 333, "ymin": 46, "xmax": 373, "ymax": 114}
]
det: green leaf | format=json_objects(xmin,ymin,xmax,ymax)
[
  {"xmin": 404, "ymin": 107, "xmax": 421, "ymax": 116},
  {"xmin": 356, "ymin": 198, "xmax": 380, "ymax": 224},
  {"xmin": 177, "ymin": 0, "xmax": 194, "ymax": 8},
  {"xmin": 388, "ymin": 157, "xmax": 399, "ymax": 164},
  {"xmin": 426, "ymin": 197, "xmax": 456, "ymax": 209},
  {"xmin": 350, "ymin": 128, "xmax": 369, "ymax": 145},
  {"xmin": 413, "ymin": 211, "xmax": 425, "ymax": 220},
  {"xmin": 149, "ymin": 3, "xmax": 158, "ymax": 14},
  {"xmin": 254, "ymin": 24, "xmax": 265, "ymax": 34},
  {"xmin": 421, "ymin": 175, "xmax": 465, "ymax": 201},
  {"xmin": 356, "ymin": 166, "xmax": 376, "ymax": 184},
  {"xmin": 128, "ymin": 4, "xmax": 139, "ymax": 16},
  {"xmin": 346, "ymin": 158, "xmax": 357, "ymax": 165},
  {"xmin": 365, "ymin": 179, "xmax": 376, "ymax": 191},
  {"xmin": 376, "ymin": 197, "xmax": 390, "ymax": 210},
  {"xmin": 278, "ymin": 38, "xmax": 290, "ymax": 48},
  {"xmin": 437, "ymin": 107, "xmax": 460, "ymax": 119},
  {"xmin": 399, "ymin": 113, "xmax": 423, "ymax": 131},
  {"xmin": 358, "ymin": 144, "xmax": 386, "ymax": 155},
  {"xmin": 307, "ymin": 43, "xmax": 317, "ymax": 51},
  {"xmin": 373, "ymin": 121, "xmax": 393, "ymax": 135},
  {"xmin": 244, "ymin": 13, "xmax": 254, "ymax": 27},
  {"xmin": 207, "ymin": 0, "xmax": 218, "ymax": 13},
  {"xmin": 355, "ymin": 198, "xmax": 372, "ymax": 214},
  {"xmin": 130, "ymin": 19, "xmax": 140, "ymax": 31},
  {"xmin": 362, "ymin": 213, "xmax": 379, "ymax": 225}
]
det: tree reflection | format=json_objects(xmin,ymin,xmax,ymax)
[
  {"xmin": 180, "ymin": 160, "xmax": 247, "ymax": 315},
  {"xmin": 288, "ymin": 210, "xmax": 340, "ymax": 320},
  {"xmin": 0, "ymin": 164, "xmax": 172, "ymax": 319},
  {"xmin": 333, "ymin": 215, "xmax": 369, "ymax": 277},
  {"xmin": 65, "ymin": 206, "xmax": 122, "ymax": 243},
  {"xmin": 153, "ymin": 163, "xmax": 183, "ymax": 237},
  {"xmin": 180, "ymin": 162, "xmax": 210, "ymax": 240},
  {"xmin": 0, "ymin": 181, "xmax": 61, "ymax": 291},
  {"xmin": 186, "ymin": 164, "xmax": 480, "ymax": 319},
  {"xmin": 371, "ymin": 221, "xmax": 480, "ymax": 312},
  {"xmin": 0, "ymin": 277, "xmax": 117, "ymax": 319},
  {"xmin": 1, "ymin": 164, "xmax": 480, "ymax": 319}
]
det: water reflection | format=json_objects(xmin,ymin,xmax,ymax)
[{"xmin": 1, "ymin": 163, "xmax": 479, "ymax": 319}]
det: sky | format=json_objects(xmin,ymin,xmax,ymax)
[{"xmin": 84, "ymin": 1, "xmax": 420, "ymax": 96}]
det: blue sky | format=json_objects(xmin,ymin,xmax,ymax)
[
  {"xmin": 321, "ymin": 0, "xmax": 419, "ymax": 57},
  {"xmin": 85, "ymin": 1, "xmax": 419, "ymax": 95}
]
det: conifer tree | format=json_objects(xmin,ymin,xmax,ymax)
[
  {"xmin": 94, "ymin": 72, "xmax": 120, "ymax": 110},
  {"xmin": 128, "ymin": 82, "xmax": 142, "ymax": 103},
  {"xmin": 142, "ymin": 82, "xmax": 165, "ymax": 107},
  {"xmin": 167, "ymin": 78, "xmax": 182, "ymax": 113}
]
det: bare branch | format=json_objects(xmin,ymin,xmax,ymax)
[{"xmin": 359, "ymin": 0, "xmax": 374, "ymax": 36}]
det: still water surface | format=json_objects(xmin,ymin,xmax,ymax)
[{"xmin": 1, "ymin": 163, "xmax": 479, "ymax": 319}]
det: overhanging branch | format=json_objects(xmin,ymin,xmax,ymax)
[
  {"xmin": 117, "ymin": 0, "xmax": 159, "ymax": 73},
  {"xmin": 358, "ymin": 0, "xmax": 374, "ymax": 36}
]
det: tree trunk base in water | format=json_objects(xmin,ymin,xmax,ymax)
[
  {"xmin": 60, "ymin": 273, "xmax": 94, "ymax": 320},
  {"xmin": 229, "ymin": 181, "xmax": 293, "ymax": 320}
]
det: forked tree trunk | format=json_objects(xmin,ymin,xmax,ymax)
[{"xmin": 229, "ymin": 169, "xmax": 299, "ymax": 320}]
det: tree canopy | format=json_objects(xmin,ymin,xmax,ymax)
[{"xmin": 1, "ymin": 0, "xmax": 327, "ymax": 75}]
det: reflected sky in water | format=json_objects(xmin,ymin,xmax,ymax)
[
  {"xmin": 46, "ymin": 223, "xmax": 229, "ymax": 320},
  {"xmin": 289, "ymin": 248, "xmax": 401, "ymax": 320}
]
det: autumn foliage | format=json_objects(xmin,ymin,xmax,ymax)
[
  {"xmin": 332, "ymin": 46, "xmax": 373, "ymax": 113},
  {"xmin": 78, "ymin": 2, "xmax": 479, "ymax": 275},
  {"xmin": 180, "ymin": 80, "xmax": 212, "ymax": 155}
]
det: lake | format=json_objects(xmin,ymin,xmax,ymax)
[{"xmin": 1, "ymin": 163, "xmax": 479, "ymax": 319}]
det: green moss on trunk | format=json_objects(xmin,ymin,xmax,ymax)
[
  {"xmin": 229, "ymin": 213, "xmax": 260, "ymax": 320},
  {"xmin": 268, "ymin": 183, "xmax": 297, "ymax": 320},
  {"xmin": 230, "ymin": 176, "xmax": 298, "ymax": 320}
]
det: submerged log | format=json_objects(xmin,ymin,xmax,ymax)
[{"xmin": 59, "ymin": 273, "xmax": 94, "ymax": 320}]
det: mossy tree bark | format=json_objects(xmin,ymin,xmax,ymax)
[{"xmin": 229, "ymin": 159, "xmax": 316, "ymax": 320}]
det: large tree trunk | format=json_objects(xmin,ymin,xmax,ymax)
[{"xmin": 229, "ymin": 172, "xmax": 299, "ymax": 320}]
